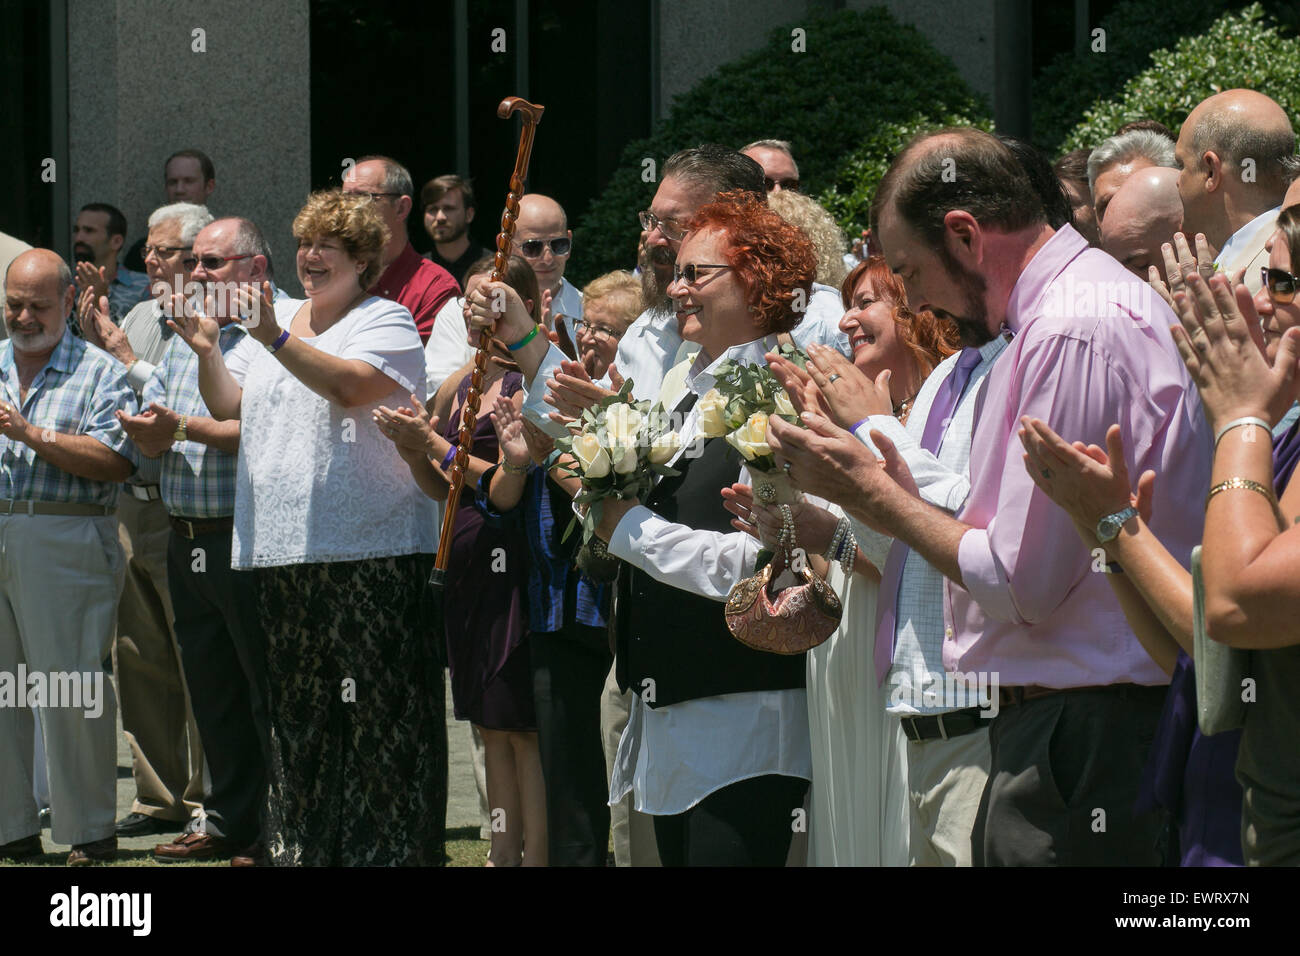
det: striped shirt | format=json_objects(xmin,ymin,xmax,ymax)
[
  {"xmin": 0, "ymin": 325, "xmax": 137, "ymax": 505},
  {"xmin": 142, "ymin": 321, "xmax": 259, "ymax": 518}
]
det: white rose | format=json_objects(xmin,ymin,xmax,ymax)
[
  {"xmin": 604, "ymin": 403, "xmax": 644, "ymax": 446},
  {"xmin": 610, "ymin": 441, "xmax": 639, "ymax": 474},
  {"xmin": 773, "ymin": 389, "xmax": 796, "ymax": 419},
  {"xmin": 648, "ymin": 430, "xmax": 682, "ymax": 464},
  {"xmin": 697, "ymin": 388, "xmax": 730, "ymax": 437},
  {"xmin": 726, "ymin": 411, "xmax": 772, "ymax": 461},
  {"xmin": 573, "ymin": 432, "xmax": 611, "ymax": 479}
]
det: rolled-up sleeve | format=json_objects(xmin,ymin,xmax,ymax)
[
  {"xmin": 84, "ymin": 362, "xmax": 137, "ymax": 465},
  {"xmin": 957, "ymin": 332, "xmax": 1125, "ymax": 625},
  {"xmin": 607, "ymin": 504, "xmax": 760, "ymax": 602}
]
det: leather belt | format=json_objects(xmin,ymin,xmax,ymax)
[
  {"xmin": 126, "ymin": 484, "xmax": 162, "ymax": 501},
  {"xmin": 899, "ymin": 706, "xmax": 987, "ymax": 742},
  {"xmin": 998, "ymin": 683, "xmax": 1127, "ymax": 708},
  {"xmin": 169, "ymin": 515, "xmax": 234, "ymax": 539},
  {"xmin": 0, "ymin": 498, "xmax": 113, "ymax": 517}
]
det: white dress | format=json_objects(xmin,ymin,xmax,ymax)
[{"xmin": 806, "ymin": 506, "xmax": 910, "ymax": 866}]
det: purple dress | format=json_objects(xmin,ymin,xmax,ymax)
[
  {"xmin": 1136, "ymin": 414, "xmax": 1300, "ymax": 866},
  {"xmin": 440, "ymin": 370, "xmax": 535, "ymax": 730}
]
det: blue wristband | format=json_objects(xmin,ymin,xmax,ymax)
[
  {"xmin": 849, "ymin": 417, "xmax": 870, "ymax": 434},
  {"xmin": 441, "ymin": 444, "xmax": 458, "ymax": 470},
  {"xmin": 267, "ymin": 329, "xmax": 290, "ymax": 354}
]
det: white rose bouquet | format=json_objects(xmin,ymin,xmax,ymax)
[
  {"xmin": 701, "ymin": 343, "xmax": 807, "ymax": 504},
  {"xmin": 553, "ymin": 379, "xmax": 683, "ymax": 576}
]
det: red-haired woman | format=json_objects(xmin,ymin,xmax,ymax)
[
  {"xmin": 466, "ymin": 190, "xmax": 823, "ymax": 865},
  {"xmin": 725, "ymin": 255, "xmax": 961, "ymax": 865}
]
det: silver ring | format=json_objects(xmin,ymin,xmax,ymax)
[
  {"xmin": 783, "ymin": 461, "xmax": 793, "ymax": 476},
  {"xmin": 827, "ymin": 373, "xmax": 841, "ymax": 384}
]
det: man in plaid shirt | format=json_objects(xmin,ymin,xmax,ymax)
[
  {"xmin": 0, "ymin": 249, "xmax": 137, "ymax": 866},
  {"xmin": 118, "ymin": 216, "xmax": 281, "ymax": 864}
]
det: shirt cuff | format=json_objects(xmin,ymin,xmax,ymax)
[
  {"xmin": 852, "ymin": 420, "xmax": 884, "ymax": 456},
  {"xmin": 957, "ymin": 526, "xmax": 1020, "ymax": 623},
  {"xmin": 126, "ymin": 359, "xmax": 156, "ymax": 395},
  {"xmin": 605, "ymin": 504, "xmax": 659, "ymax": 572}
]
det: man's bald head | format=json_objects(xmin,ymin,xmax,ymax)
[
  {"xmin": 515, "ymin": 193, "xmax": 572, "ymax": 294},
  {"xmin": 1177, "ymin": 89, "xmax": 1297, "ymax": 244},
  {"xmin": 4, "ymin": 249, "xmax": 74, "ymax": 354},
  {"xmin": 1101, "ymin": 167, "xmax": 1184, "ymax": 277}
]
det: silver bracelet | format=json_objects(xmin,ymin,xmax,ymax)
[{"xmin": 1214, "ymin": 416, "xmax": 1270, "ymax": 447}]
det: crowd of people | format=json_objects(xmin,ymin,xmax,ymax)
[{"xmin": 1, "ymin": 96, "xmax": 1298, "ymax": 867}]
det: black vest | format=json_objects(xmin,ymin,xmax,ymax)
[{"xmin": 614, "ymin": 436, "xmax": 806, "ymax": 708}]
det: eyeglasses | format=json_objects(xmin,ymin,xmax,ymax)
[
  {"xmin": 143, "ymin": 244, "xmax": 194, "ymax": 260},
  {"xmin": 672, "ymin": 263, "xmax": 733, "ymax": 284},
  {"xmin": 763, "ymin": 177, "xmax": 800, "ymax": 192},
  {"xmin": 352, "ymin": 191, "xmax": 402, "ymax": 202},
  {"xmin": 196, "ymin": 254, "xmax": 252, "ymax": 271},
  {"xmin": 1262, "ymin": 266, "xmax": 1298, "ymax": 303},
  {"xmin": 638, "ymin": 210, "xmax": 687, "ymax": 242},
  {"xmin": 518, "ymin": 237, "xmax": 571, "ymax": 258},
  {"xmin": 572, "ymin": 317, "xmax": 624, "ymax": 340}
]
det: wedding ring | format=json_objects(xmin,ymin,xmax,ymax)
[
  {"xmin": 783, "ymin": 461, "xmax": 793, "ymax": 476},
  {"xmin": 827, "ymin": 373, "xmax": 841, "ymax": 383}
]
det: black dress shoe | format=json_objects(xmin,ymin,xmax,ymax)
[
  {"xmin": 115, "ymin": 812, "xmax": 184, "ymax": 837},
  {"xmin": 0, "ymin": 834, "xmax": 42, "ymax": 861}
]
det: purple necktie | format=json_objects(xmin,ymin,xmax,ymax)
[{"xmin": 874, "ymin": 347, "xmax": 983, "ymax": 685}]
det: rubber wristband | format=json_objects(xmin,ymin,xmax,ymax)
[
  {"xmin": 440, "ymin": 444, "xmax": 458, "ymax": 470},
  {"xmin": 267, "ymin": 329, "xmax": 290, "ymax": 354},
  {"xmin": 850, "ymin": 417, "xmax": 870, "ymax": 434},
  {"xmin": 1213, "ymin": 416, "xmax": 1270, "ymax": 447},
  {"xmin": 506, "ymin": 324, "xmax": 541, "ymax": 352}
]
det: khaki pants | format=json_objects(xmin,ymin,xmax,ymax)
[
  {"xmin": 0, "ymin": 514, "xmax": 122, "ymax": 846},
  {"xmin": 113, "ymin": 494, "xmax": 204, "ymax": 820},
  {"xmin": 600, "ymin": 662, "xmax": 661, "ymax": 867},
  {"xmin": 903, "ymin": 723, "xmax": 990, "ymax": 867}
]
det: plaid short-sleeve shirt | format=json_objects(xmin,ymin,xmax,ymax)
[{"xmin": 0, "ymin": 324, "xmax": 137, "ymax": 505}]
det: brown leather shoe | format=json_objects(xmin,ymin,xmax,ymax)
[
  {"xmin": 68, "ymin": 836, "xmax": 117, "ymax": 866},
  {"xmin": 0, "ymin": 834, "xmax": 42, "ymax": 861},
  {"xmin": 154, "ymin": 831, "xmax": 238, "ymax": 862},
  {"xmin": 230, "ymin": 842, "xmax": 267, "ymax": 867}
]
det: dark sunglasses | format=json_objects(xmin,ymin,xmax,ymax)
[
  {"xmin": 672, "ymin": 263, "xmax": 733, "ymax": 284},
  {"xmin": 518, "ymin": 237, "xmax": 571, "ymax": 258},
  {"xmin": 764, "ymin": 177, "xmax": 799, "ymax": 192},
  {"xmin": 1263, "ymin": 266, "xmax": 1298, "ymax": 304},
  {"xmin": 197, "ymin": 254, "xmax": 252, "ymax": 271}
]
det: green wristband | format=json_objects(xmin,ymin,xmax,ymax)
[{"xmin": 506, "ymin": 324, "xmax": 541, "ymax": 352}]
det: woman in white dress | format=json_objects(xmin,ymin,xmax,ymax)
[{"xmin": 726, "ymin": 257, "xmax": 958, "ymax": 864}]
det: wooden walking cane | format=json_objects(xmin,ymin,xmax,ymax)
[{"xmin": 430, "ymin": 96, "xmax": 544, "ymax": 590}]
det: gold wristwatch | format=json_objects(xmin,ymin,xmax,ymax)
[{"xmin": 173, "ymin": 415, "xmax": 188, "ymax": 442}]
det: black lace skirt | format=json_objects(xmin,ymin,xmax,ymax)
[{"xmin": 256, "ymin": 554, "xmax": 447, "ymax": 866}]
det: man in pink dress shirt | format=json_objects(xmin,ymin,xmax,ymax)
[{"xmin": 768, "ymin": 127, "xmax": 1212, "ymax": 865}]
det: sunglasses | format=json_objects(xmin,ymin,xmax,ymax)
[
  {"xmin": 143, "ymin": 244, "xmax": 194, "ymax": 261},
  {"xmin": 672, "ymin": 263, "xmax": 733, "ymax": 284},
  {"xmin": 1263, "ymin": 266, "xmax": 1298, "ymax": 304},
  {"xmin": 518, "ymin": 237, "xmax": 571, "ymax": 258},
  {"xmin": 197, "ymin": 254, "xmax": 252, "ymax": 271},
  {"xmin": 763, "ymin": 177, "xmax": 800, "ymax": 192}
]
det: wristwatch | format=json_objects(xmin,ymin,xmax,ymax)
[
  {"xmin": 173, "ymin": 415, "xmax": 188, "ymax": 442},
  {"xmin": 1095, "ymin": 505, "xmax": 1138, "ymax": 544}
]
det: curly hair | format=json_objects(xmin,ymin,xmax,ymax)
[
  {"xmin": 292, "ymin": 189, "xmax": 389, "ymax": 289},
  {"xmin": 766, "ymin": 189, "xmax": 849, "ymax": 288},
  {"xmin": 688, "ymin": 190, "xmax": 816, "ymax": 336},
  {"xmin": 842, "ymin": 256, "xmax": 959, "ymax": 377}
]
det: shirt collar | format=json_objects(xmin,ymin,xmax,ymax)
[
  {"xmin": 686, "ymin": 334, "xmax": 780, "ymax": 395},
  {"xmin": 1217, "ymin": 206, "xmax": 1281, "ymax": 266},
  {"xmin": 1003, "ymin": 224, "xmax": 1085, "ymax": 334}
]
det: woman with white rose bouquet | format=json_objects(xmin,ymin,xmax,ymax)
[{"xmin": 464, "ymin": 189, "xmax": 823, "ymax": 864}]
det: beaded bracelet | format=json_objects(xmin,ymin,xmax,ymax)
[{"xmin": 824, "ymin": 516, "xmax": 849, "ymax": 561}]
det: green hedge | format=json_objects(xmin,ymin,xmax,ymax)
[
  {"xmin": 567, "ymin": 7, "xmax": 989, "ymax": 283},
  {"xmin": 1058, "ymin": 4, "xmax": 1300, "ymax": 154}
]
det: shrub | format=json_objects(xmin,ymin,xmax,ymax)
[
  {"xmin": 1058, "ymin": 4, "xmax": 1300, "ymax": 154},
  {"xmin": 567, "ymin": 7, "xmax": 989, "ymax": 283}
]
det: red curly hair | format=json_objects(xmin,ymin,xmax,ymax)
[
  {"xmin": 841, "ymin": 256, "xmax": 959, "ymax": 377},
  {"xmin": 687, "ymin": 190, "xmax": 817, "ymax": 336}
]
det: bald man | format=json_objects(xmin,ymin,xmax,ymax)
[
  {"xmin": 344, "ymin": 155, "xmax": 460, "ymax": 342},
  {"xmin": 1176, "ymin": 89, "xmax": 1296, "ymax": 292},
  {"xmin": 515, "ymin": 193, "xmax": 582, "ymax": 346},
  {"xmin": 743, "ymin": 139, "xmax": 800, "ymax": 193},
  {"xmin": 1100, "ymin": 167, "xmax": 1184, "ymax": 277},
  {"xmin": 0, "ymin": 250, "xmax": 137, "ymax": 865}
]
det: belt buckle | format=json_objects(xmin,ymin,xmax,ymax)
[
  {"xmin": 901, "ymin": 717, "xmax": 919, "ymax": 743},
  {"xmin": 180, "ymin": 517, "xmax": 196, "ymax": 538}
]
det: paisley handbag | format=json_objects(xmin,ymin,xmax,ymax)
[{"xmin": 725, "ymin": 504, "xmax": 843, "ymax": 654}]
